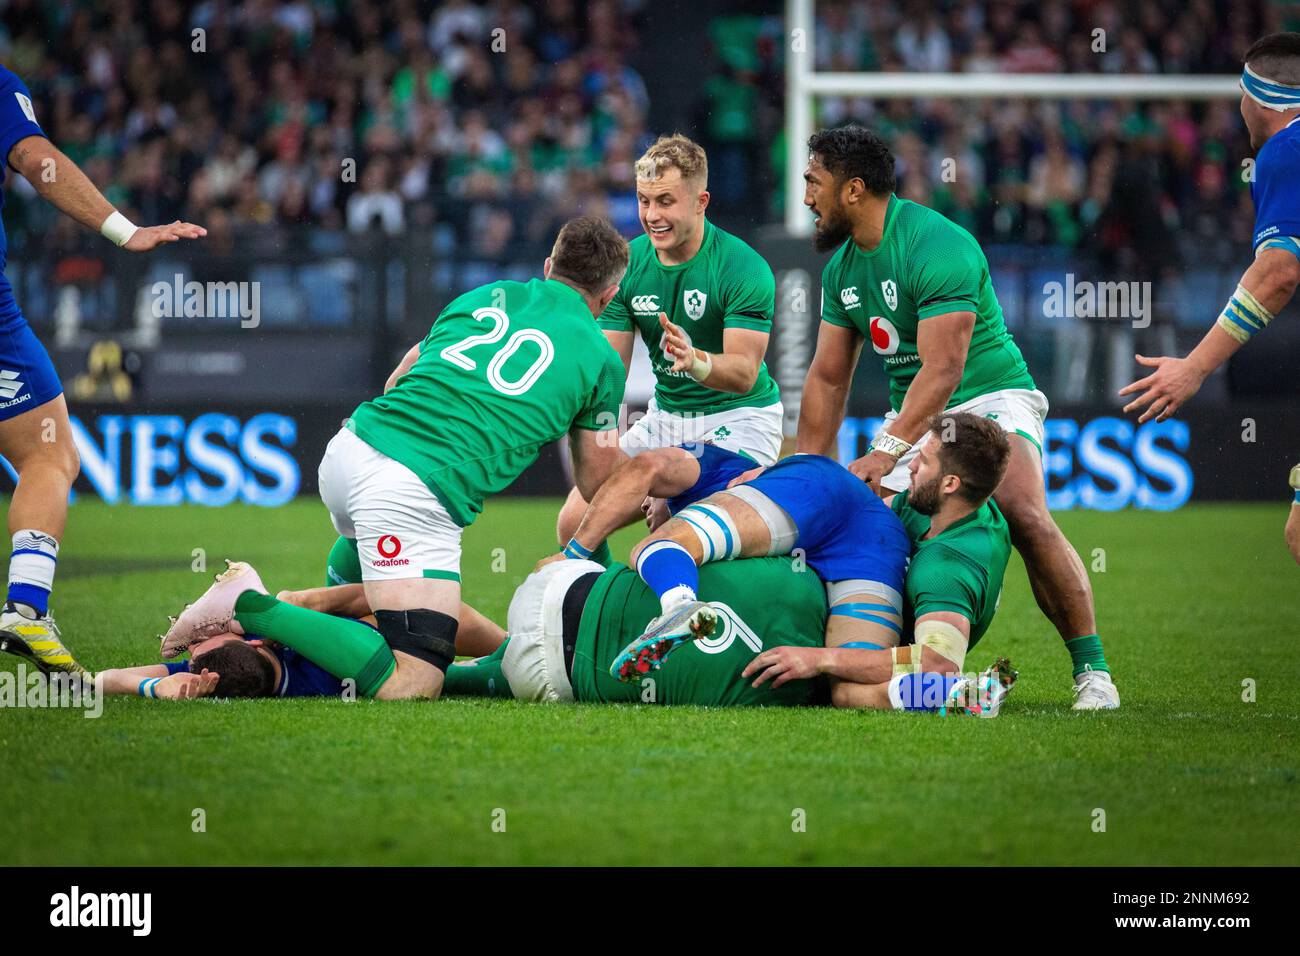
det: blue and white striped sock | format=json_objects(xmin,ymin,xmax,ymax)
[
  {"xmin": 888, "ymin": 672, "xmax": 963, "ymax": 711},
  {"xmin": 635, "ymin": 540, "xmax": 699, "ymax": 614},
  {"xmin": 8, "ymin": 529, "xmax": 59, "ymax": 617}
]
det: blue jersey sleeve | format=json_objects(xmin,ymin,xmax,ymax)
[
  {"xmin": 0, "ymin": 66, "xmax": 46, "ymax": 171},
  {"xmin": 1251, "ymin": 124, "xmax": 1300, "ymax": 254}
]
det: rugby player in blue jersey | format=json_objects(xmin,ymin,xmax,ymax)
[
  {"xmin": 1122, "ymin": 32, "xmax": 1300, "ymax": 420},
  {"xmin": 0, "ymin": 64, "xmax": 205, "ymax": 668}
]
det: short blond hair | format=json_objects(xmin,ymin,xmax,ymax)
[{"xmin": 634, "ymin": 134, "xmax": 708, "ymax": 188}]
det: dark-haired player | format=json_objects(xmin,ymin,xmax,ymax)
[
  {"xmin": 161, "ymin": 217, "xmax": 630, "ymax": 702},
  {"xmin": 798, "ymin": 125, "xmax": 1117, "ymax": 710},
  {"xmin": 1122, "ymin": 32, "xmax": 1300, "ymax": 422},
  {"xmin": 743, "ymin": 413, "xmax": 1018, "ymax": 715}
]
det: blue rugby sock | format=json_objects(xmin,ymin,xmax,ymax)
[
  {"xmin": 635, "ymin": 540, "xmax": 699, "ymax": 613},
  {"xmin": 890, "ymin": 672, "xmax": 963, "ymax": 711},
  {"xmin": 7, "ymin": 530, "xmax": 59, "ymax": 617}
]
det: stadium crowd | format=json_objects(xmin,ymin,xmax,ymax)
[
  {"xmin": 0, "ymin": 0, "xmax": 655, "ymax": 261},
  {"xmin": 707, "ymin": 0, "xmax": 1293, "ymax": 262},
  {"xmin": 4, "ymin": 0, "xmax": 1288, "ymax": 261}
]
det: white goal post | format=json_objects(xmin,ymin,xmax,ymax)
[{"xmin": 784, "ymin": 0, "xmax": 1244, "ymax": 235}]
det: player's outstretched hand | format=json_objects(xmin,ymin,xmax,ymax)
[
  {"xmin": 122, "ymin": 220, "xmax": 207, "ymax": 252},
  {"xmin": 533, "ymin": 552, "xmax": 567, "ymax": 573},
  {"xmin": 742, "ymin": 646, "xmax": 827, "ymax": 689},
  {"xmin": 155, "ymin": 669, "xmax": 220, "ymax": 700},
  {"xmin": 658, "ymin": 313, "xmax": 694, "ymax": 372},
  {"xmin": 1118, "ymin": 353, "xmax": 1206, "ymax": 423}
]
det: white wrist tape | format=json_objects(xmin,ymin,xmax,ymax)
[
  {"xmin": 869, "ymin": 431, "xmax": 913, "ymax": 460},
  {"xmin": 689, "ymin": 349, "xmax": 713, "ymax": 383},
  {"xmin": 100, "ymin": 211, "xmax": 139, "ymax": 247}
]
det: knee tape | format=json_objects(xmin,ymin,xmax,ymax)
[{"xmin": 676, "ymin": 503, "xmax": 741, "ymax": 562}]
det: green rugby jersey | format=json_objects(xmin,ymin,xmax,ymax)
[
  {"xmin": 890, "ymin": 491, "xmax": 1012, "ymax": 648},
  {"xmin": 597, "ymin": 219, "xmax": 781, "ymax": 415},
  {"xmin": 820, "ymin": 195, "xmax": 1035, "ymax": 412},
  {"xmin": 572, "ymin": 558, "xmax": 826, "ymax": 706},
  {"xmin": 349, "ymin": 278, "xmax": 624, "ymax": 527}
]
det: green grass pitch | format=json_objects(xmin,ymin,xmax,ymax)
[{"xmin": 0, "ymin": 497, "xmax": 1296, "ymax": 866}]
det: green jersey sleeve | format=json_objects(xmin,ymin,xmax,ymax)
[
  {"xmin": 905, "ymin": 544, "xmax": 984, "ymax": 623},
  {"xmin": 720, "ymin": 245, "xmax": 775, "ymax": 332},
  {"xmin": 909, "ymin": 222, "xmax": 983, "ymax": 319},
  {"xmin": 572, "ymin": 348, "xmax": 626, "ymax": 431},
  {"xmin": 596, "ymin": 285, "xmax": 633, "ymax": 332},
  {"xmin": 819, "ymin": 257, "xmax": 855, "ymax": 329}
]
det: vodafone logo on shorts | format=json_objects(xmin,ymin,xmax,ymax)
[
  {"xmin": 869, "ymin": 316, "xmax": 900, "ymax": 355},
  {"xmin": 373, "ymin": 534, "xmax": 409, "ymax": 567}
]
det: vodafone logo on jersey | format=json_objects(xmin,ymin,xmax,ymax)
[
  {"xmin": 869, "ymin": 316, "xmax": 900, "ymax": 355},
  {"xmin": 373, "ymin": 534, "xmax": 409, "ymax": 567}
]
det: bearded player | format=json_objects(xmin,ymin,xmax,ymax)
[
  {"xmin": 743, "ymin": 413, "xmax": 1017, "ymax": 715},
  {"xmin": 161, "ymin": 217, "xmax": 629, "ymax": 701},
  {"xmin": 554, "ymin": 134, "xmax": 783, "ymax": 566},
  {"xmin": 0, "ymin": 64, "xmax": 205, "ymax": 669},
  {"xmin": 798, "ymin": 125, "xmax": 1118, "ymax": 710}
]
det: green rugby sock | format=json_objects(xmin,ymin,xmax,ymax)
[
  {"xmin": 442, "ymin": 640, "xmax": 514, "ymax": 698},
  {"xmin": 326, "ymin": 535, "xmax": 362, "ymax": 586},
  {"xmin": 233, "ymin": 592, "xmax": 395, "ymax": 696},
  {"xmin": 1066, "ymin": 634, "xmax": 1110, "ymax": 677},
  {"xmin": 590, "ymin": 541, "xmax": 613, "ymax": 567}
]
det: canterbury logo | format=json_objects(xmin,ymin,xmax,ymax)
[
  {"xmin": 0, "ymin": 370, "xmax": 23, "ymax": 399},
  {"xmin": 840, "ymin": 287, "xmax": 860, "ymax": 308},
  {"xmin": 631, "ymin": 295, "xmax": 660, "ymax": 314}
]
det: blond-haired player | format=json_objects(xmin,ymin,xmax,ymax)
[{"xmin": 555, "ymin": 134, "xmax": 784, "ymax": 565}]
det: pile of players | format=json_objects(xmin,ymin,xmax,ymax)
[{"xmin": 10, "ymin": 33, "xmax": 1300, "ymax": 715}]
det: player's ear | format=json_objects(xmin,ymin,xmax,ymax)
[
  {"xmin": 542, "ymin": 256, "xmax": 553, "ymax": 279},
  {"xmin": 245, "ymin": 639, "xmax": 265, "ymax": 647},
  {"xmin": 697, "ymin": 188, "xmax": 710, "ymax": 214},
  {"xmin": 598, "ymin": 283, "xmax": 620, "ymax": 313}
]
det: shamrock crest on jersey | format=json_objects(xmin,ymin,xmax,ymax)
[{"xmin": 683, "ymin": 288, "xmax": 707, "ymax": 320}]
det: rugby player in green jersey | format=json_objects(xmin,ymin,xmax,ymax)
[
  {"xmin": 555, "ymin": 135, "xmax": 785, "ymax": 564},
  {"xmin": 159, "ymin": 218, "xmax": 631, "ymax": 702},
  {"xmin": 742, "ymin": 413, "xmax": 1017, "ymax": 715},
  {"xmin": 797, "ymin": 126, "xmax": 1118, "ymax": 710}
]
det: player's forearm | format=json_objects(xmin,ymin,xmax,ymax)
[
  {"xmin": 818, "ymin": 647, "xmax": 895, "ymax": 684},
  {"xmin": 572, "ymin": 462, "xmax": 656, "ymax": 550},
  {"xmin": 886, "ymin": 362, "xmax": 962, "ymax": 443},
  {"xmin": 1205, "ymin": 252, "xmax": 1300, "ymax": 363},
  {"xmin": 795, "ymin": 371, "xmax": 849, "ymax": 455},
  {"xmin": 12, "ymin": 137, "xmax": 117, "ymax": 233},
  {"xmin": 1182, "ymin": 323, "xmax": 1242, "ymax": 381},
  {"xmin": 98, "ymin": 665, "xmax": 170, "ymax": 696}
]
